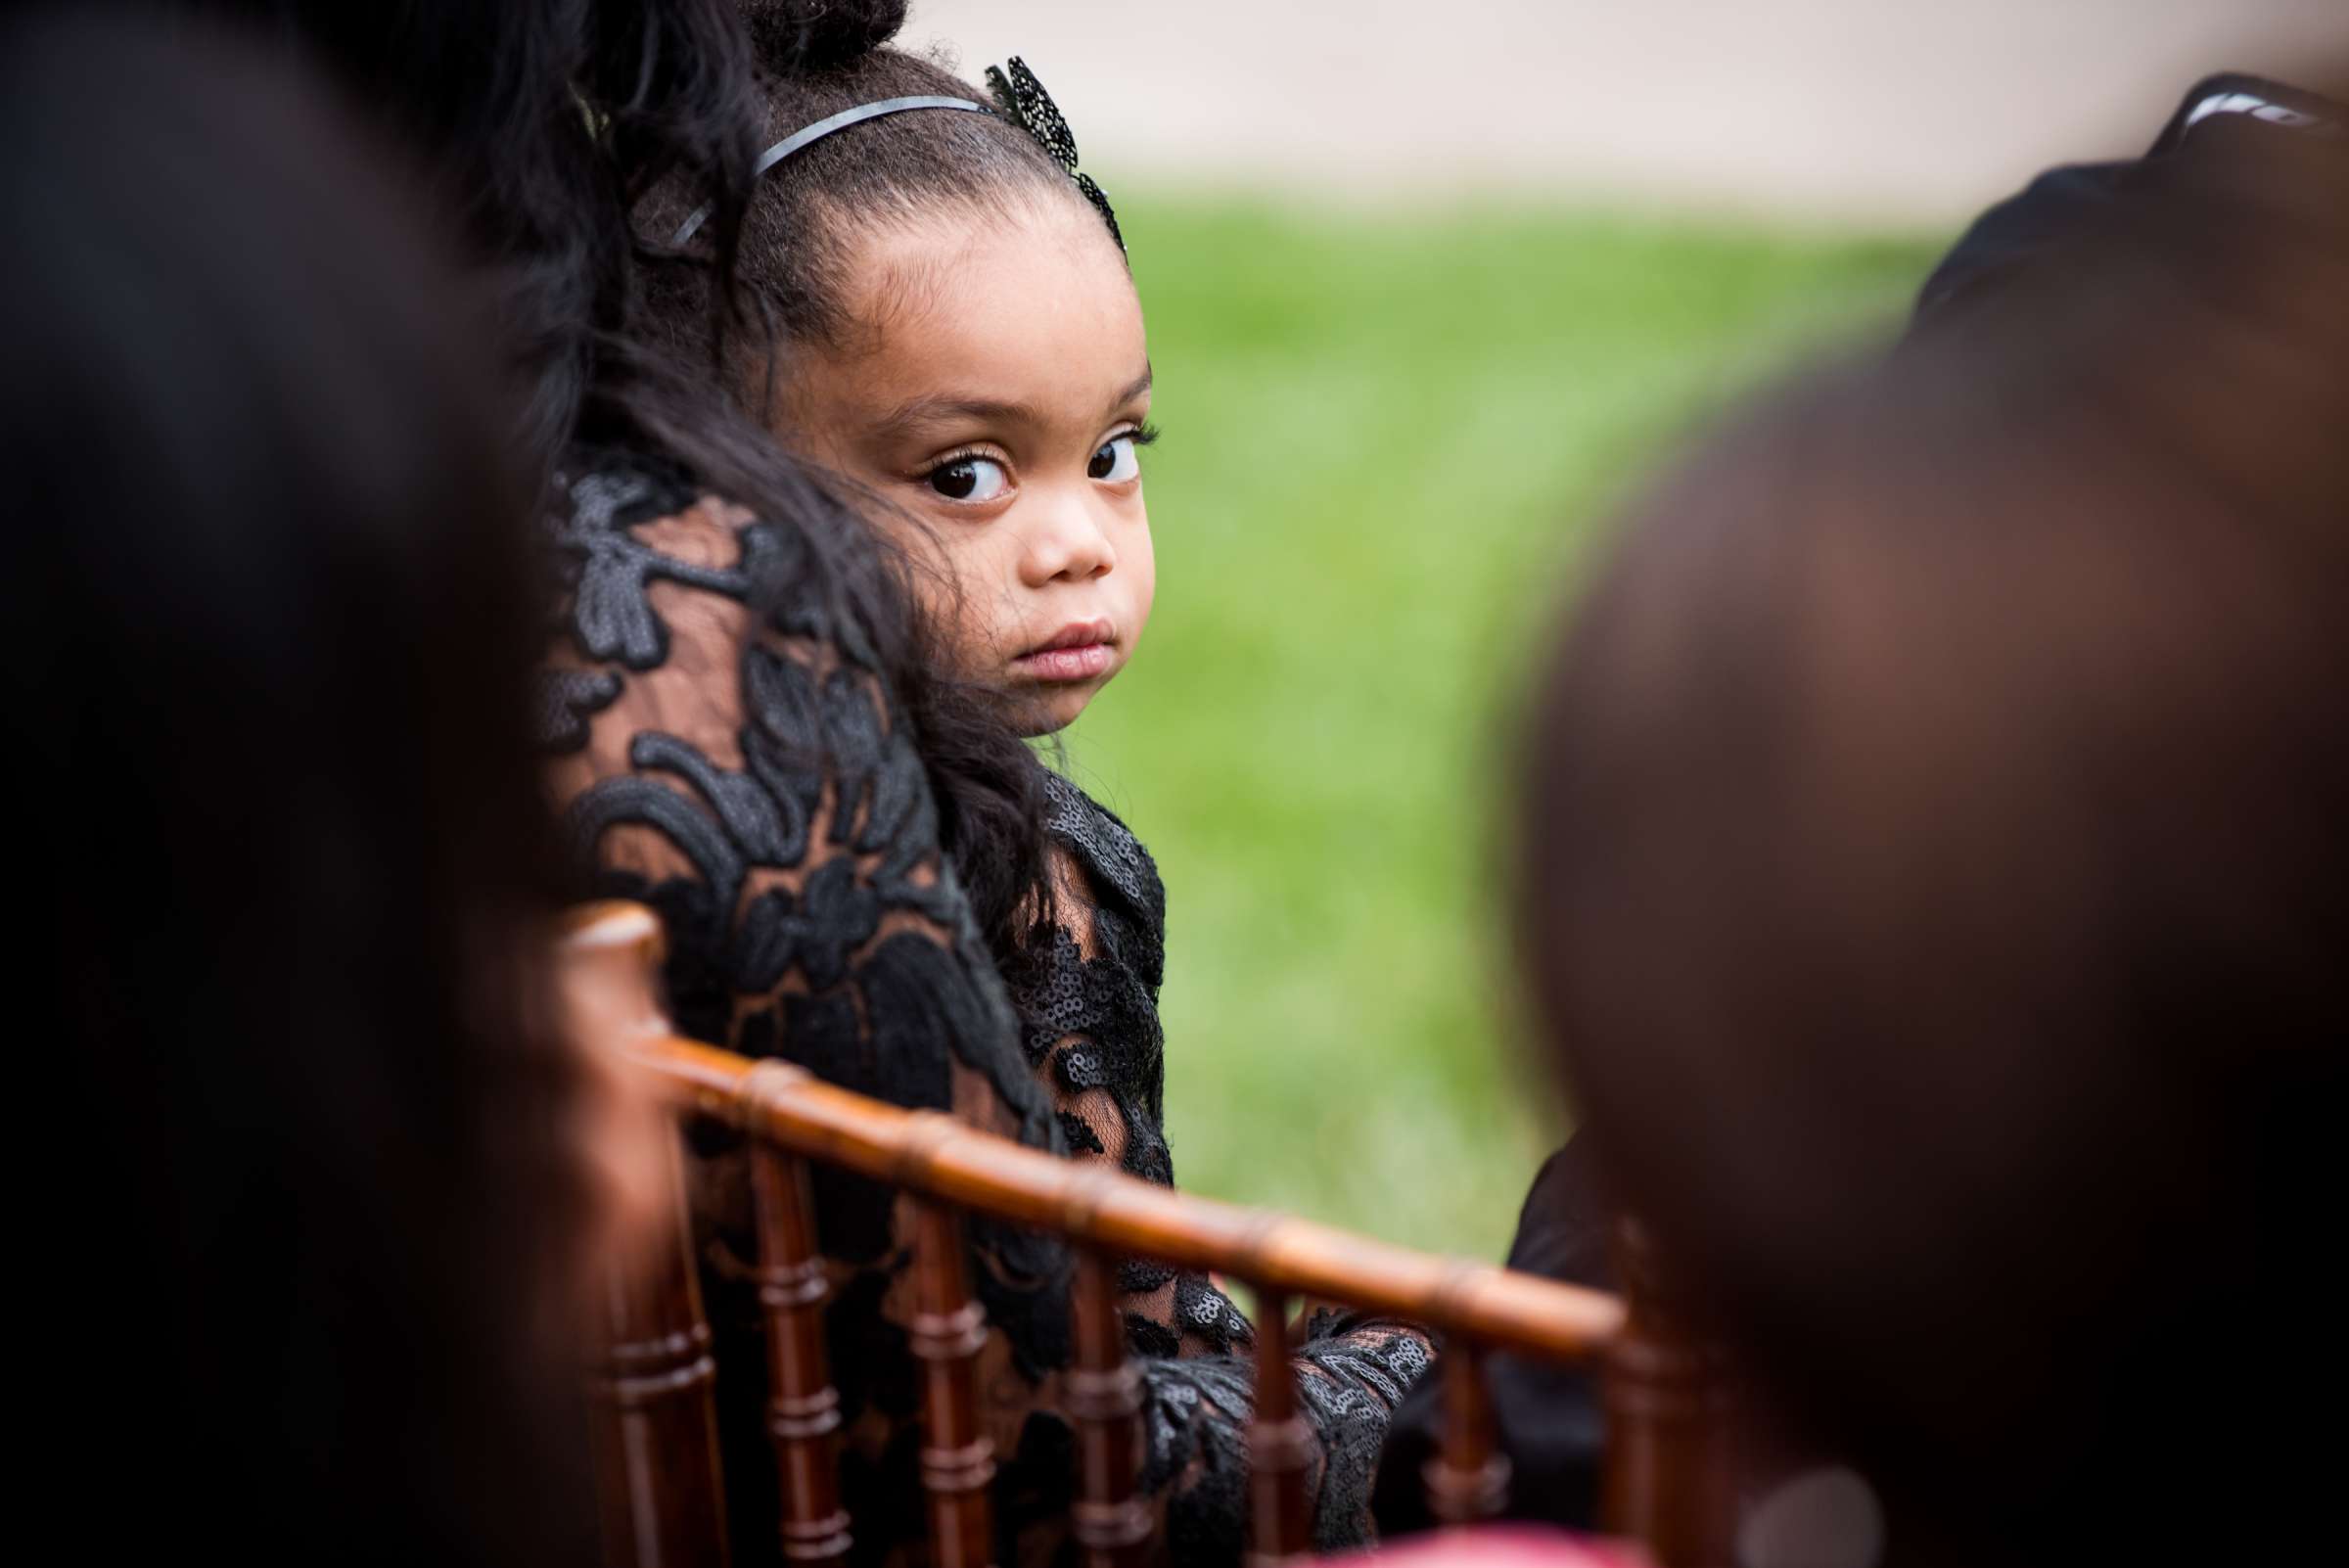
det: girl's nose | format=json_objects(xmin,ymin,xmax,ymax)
[{"xmin": 1020, "ymin": 491, "xmax": 1118, "ymax": 586}]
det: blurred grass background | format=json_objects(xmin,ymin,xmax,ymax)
[{"xmin": 1058, "ymin": 195, "xmax": 1939, "ymax": 1261}]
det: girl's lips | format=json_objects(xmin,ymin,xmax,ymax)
[
  {"xmin": 1013, "ymin": 618, "xmax": 1118, "ymax": 682},
  {"xmin": 1011, "ymin": 640, "xmax": 1115, "ymax": 682}
]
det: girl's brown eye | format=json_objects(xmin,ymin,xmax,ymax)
[
  {"xmin": 926, "ymin": 455, "xmax": 1008, "ymax": 502},
  {"xmin": 1088, "ymin": 435, "xmax": 1139, "ymax": 483}
]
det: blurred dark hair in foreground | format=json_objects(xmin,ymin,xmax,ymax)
[
  {"xmin": 4, "ymin": 10, "xmax": 595, "ymax": 1563},
  {"xmin": 1520, "ymin": 73, "xmax": 2349, "ymax": 1568}
]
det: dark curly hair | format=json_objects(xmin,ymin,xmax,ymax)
[
  {"xmin": 643, "ymin": 1, "xmax": 1105, "ymax": 365},
  {"xmin": 190, "ymin": 0, "xmax": 1059, "ymax": 953}
]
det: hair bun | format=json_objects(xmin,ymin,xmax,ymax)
[{"xmin": 742, "ymin": 0, "xmax": 908, "ymax": 71}]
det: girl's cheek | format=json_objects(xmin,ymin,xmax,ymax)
[
  {"xmin": 922, "ymin": 587, "xmax": 1012, "ymax": 684},
  {"xmin": 900, "ymin": 521, "xmax": 1032, "ymax": 679},
  {"xmin": 955, "ymin": 540, "xmax": 1031, "ymax": 661}
]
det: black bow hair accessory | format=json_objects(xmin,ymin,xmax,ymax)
[{"xmin": 986, "ymin": 56, "xmax": 1125, "ymax": 253}]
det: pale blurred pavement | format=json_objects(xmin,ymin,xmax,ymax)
[{"xmin": 909, "ymin": 0, "xmax": 2346, "ymax": 225}]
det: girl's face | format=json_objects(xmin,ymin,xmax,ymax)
[{"xmin": 780, "ymin": 192, "xmax": 1154, "ymax": 735}]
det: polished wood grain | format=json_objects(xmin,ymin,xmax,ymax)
[
  {"xmin": 632, "ymin": 1033, "xmax": 1624, "ymax": 1360},
  {"xmin": 560, "ymin": 903, "xmax": 1728, "ymax": 1568},
  {"xmin": 1246, "ymin": 1285, "xmax": 1312, "ymax": 1568},
  {"xmin": 1069, "ymin": 1245, "xmax": 1150, "ymax": 1568},
  {"xmin": 1425, "ymin": 1338, "xmax": 1511, "ymax": 1526},
  {"xmin": 1599, "ymin": 1219, "xmax": 1734, "ymax": 1568},
  {"xmin": 910, "ymin": 1193, "xmax": 995, "ymax": 1568},
  {"xmin": 568, "ymin": 903, "xmax": 729, "ymax": 1568},
  {"xmin": 748, "ymin": 1108, "xmax": 851, "ymax": 1565},
  {"xmin": 587, "ymin": 1127, "xmax": 731, "ymax": 1568}
]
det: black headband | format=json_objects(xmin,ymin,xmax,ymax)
[
  {"xmin": 666, "ymin": 57, "xmax": 1123, "ymax": 253},
  {"xmin": 669, "ymin": 95, "xmax": 989, "ymax": 246}
]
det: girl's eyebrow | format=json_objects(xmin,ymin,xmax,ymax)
[
  {"xmin": 870, "ymin": 393, "xmax": 1045, "ymax": 442},
  {"xmin": 1111, "ymin": 365, "xmax": 1153, "ymax": 411},
  {"xmin": 871, "ymin": 365, "xmax": 1153, "ymax": 443}
]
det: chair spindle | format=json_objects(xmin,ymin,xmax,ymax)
[
  {"xmin": 589, "ymin": 1129, "xmax": 731, "ymax": 1568},
  {"xmin": 751, "ymin": 1140, "xmax": 852, "ymax": 1564},
  {"xmin": 1425, "ymin": 1338, "xmax": 1511, "ymax": 1525},
  {"xmin": 1599, "ymin": 1219, "xmax": 1733, "ymax": 1568},
  {"xmin": 1069, "ymin": 1247, "xmax": 1150, "ymax": 1568},
  {"xmin": 1246, "ymin": 1285, "xmax": 1312, "ymax": 1567},
  {"xmin": 911, "ymin": 1199, "xmax": 996, "ymax": 1568}
]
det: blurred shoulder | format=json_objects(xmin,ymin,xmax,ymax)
[{"xmin": 1911, "ymin": 71, "xmax": 2347, "ymax": 333}]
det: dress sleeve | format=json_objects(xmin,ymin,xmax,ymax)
[
  {"xmin": 1005, "ymin": 779, "xmax": 1435, "ymax": 1558},
  {"xmin": 538, "ymin": 466, "xmax": 1072, "ymax": 1547},
  {"xmin": 539, "ymin": 467, "xmax": 1051, "ymax": 1155}
]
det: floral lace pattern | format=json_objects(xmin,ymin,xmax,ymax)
[
  {"xmin": 541, "ymin": 454, "xmax": 1426, "ymax": 1563},
  {"xmin": 1010, "ymin": 775, "xmax": 1435, "ymax": 1551}
]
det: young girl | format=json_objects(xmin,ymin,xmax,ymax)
[{"xmin": 646, "ymin": 2, "xmax": 1430, "ymax": 1558}]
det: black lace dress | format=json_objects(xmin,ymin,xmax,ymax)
[{"xmin": 540, "ymin": 453, "xmax": 1428, "ymax": 1565}]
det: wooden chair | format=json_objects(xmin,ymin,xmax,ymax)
[{"xmin": 565, "ymin": 901, "xmax": 1732, "ymax": 1568}]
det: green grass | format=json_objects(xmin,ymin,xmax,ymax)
[{"xmin": 1056, "ymin": 194, "xmax": 1940, "ymax": 1261}]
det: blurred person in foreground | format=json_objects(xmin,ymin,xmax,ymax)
[
  {"xmin": 8, "ymin": 10, "xmax": 662, "ymax": 1562},
  {"xmin": 1382, "ymin": 61, "xmax": 2349, "ymax": 1565},
  {"xmin": 1497, "ymin": 64, "xmax": 2347, "ymax": 1568}
]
